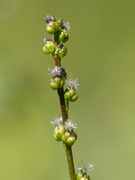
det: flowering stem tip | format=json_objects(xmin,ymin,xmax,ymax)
[{"xmin": 42, "ymin": 15, "xmax": 93, "ymax": 180}]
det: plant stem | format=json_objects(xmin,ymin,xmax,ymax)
[
  {"xmin": 57, "ymin": 87, "xmax": 76, "ymax": 180},
  {"xmin": 64, "ymin": 144, "xmax": 76, "ymax": 180},
  {"xmin": 52, "ymin": 33, "xmax": 76, "ymax": 180}
]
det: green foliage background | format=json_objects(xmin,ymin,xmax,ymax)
[{"xmin": 0, "ymin": 0, "xmax": 135, "ymax": 179}]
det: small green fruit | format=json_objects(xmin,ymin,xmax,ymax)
[
  {"xmin": 46, "ymin": 21, "xmax": 59, "ymax": 34},
  {"xmin": 59, "ymin": 78, "xmax": 66, "ymax": 88},
  {"xmin": 67, "ymin": 131, "xmax": 77, "ymax": 146},
  {"xmin": 50, "ymin": 81, "xmax": 59, "ymax": 90},
  {"xmin": 80, "ymin": 176, "xmax": 90, "ymax": 180},
  {"xmin": 76, "ymin": 173, "xmax": 83, "ymax": 180},
  {"xmin": 62, "ymin": 131, "xmax": 70, "ymax": 143},
  {"xmin": 70, "ymin": 93, "xmax": 78, "ymax": 102},
  {"xmin": 50, "ymin": 77, "xmax": 61, "ymax": 90},
  {"xmin": 42, "ymin": 46, "xmax": 50, "ymax": 54},
  {"xmin": 54, "ymin": 125, "xmax": 65, "ymax": 141},
  {"xmin": 64, "ymin": 88, "xmax": 75, "ymax": 100},
  {"xmin": 64, "ymin": 91, "xmax": 71, "ymax": 100},
  {"xmin": 59, "ymin": 30, "xmax": 69, "ymax": 43},
  {"xmin": 68, "ymin": 88, "xmax": 75, "ymax": 97},
  {"xmin": 58, "ymin": 46, "xmax": 67, "ymax": 58},
  {"xmin": 42, "ymin": 41, "xmax": 55, "ymax": 54}
]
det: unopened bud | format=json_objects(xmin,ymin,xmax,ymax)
[
  {"xmin": 42, "ymin": 41, "xmax": 55, "ymax": 54},
  {"xmin": 59, "ymin": 29, "xmax": 69, "ymax": 43},
  {"xmin": 54, "ymin": 125, "xmax": 65, "ymax": 141},
  {"xmin": 46, "ymin": 21, "xmax": 60, "ymax": 34}
]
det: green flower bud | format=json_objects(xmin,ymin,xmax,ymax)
[
  {"xmin": 59, "ymin": 29, "xmax": 69, "ymax": 43},
  {"xmin": 62, "ymin": 131, "xmax": 70, "ymax": 143},
  {"xmin": 64, "ymin": 88, "xmax": 75, "ymax": 100},
  {"xmin": 80, "ymin": 175, "xmax": 90, "ymax": 180},
  {"xmin": 50, "ymin": 77, "xmax": 60, "ymax": 90},
  {"xmin": 50, "ymin": 81, "xmax": 59, "ymax": 90},
  {"xmin": 58, "ymin": 46, "xmax": 67, "ymax": 58},
  {"xmin": 42, "ymin": 41, "xmax": 55, "ymax": 54},
  {"xmin": 70, "ymin": 93, "xmax": 78, "ymax": 102},
  {"xmin": 64, "ymin": 91, "xmax": 71, "ymax": 100},
  {"xmin": 66, "ymin": 131, "xmax": 77, "ymax": 146},
  {"xmin": 46, "ymin": 21, "xmax": 60, "ymax": 34},
  {"xmin": 59, "ymin": 78, "xmax": 66, "ymax": 88},
  {"xmin": 76, "ymin": 173, "xmax": 83, "ymax": 180},
  {"xmin": 54, "ymin": 125, "xmax": 65, "ymax": 141},
  {"xmin": 50, "ymin": 77, "xmax": 66, "ymax": 90},
  {"xmin": 57, "ymin": 18, "xmax": 63, "ymax": 27},
  {"xmin": 62, "ymin": 131, "xmax": 77, "ymax": 146}
]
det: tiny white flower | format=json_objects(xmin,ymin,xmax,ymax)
[
  {"xmin": 51, "ymin": 117, "xmax": 63, "ymax": 126},
  {"xmin": 48, "ymin": 66, "xmax": 62, "ymax": 77},
  {"xmin": 66, "ymin": 79, "xmax": 79, "ymax": 89},
  {"xmin": 64, "ymin": 120, "xmax": 77, "ymax": 132},
  {"xmin": 78, "ymin": 162, "xmax": 94, "ymax": 173}
]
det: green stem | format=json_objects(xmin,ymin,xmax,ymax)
[
  {"xmin": 64, "ymin": 144, "xmax": 76, "ymax": 180},
  {"xmin": 53, "ymin": 32, "xmax": 76, "ymax": 180}
]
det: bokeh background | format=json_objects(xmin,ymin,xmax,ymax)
[{"xmin": 0, "ymin": 0, "xmax": 135, "ymax": 180}]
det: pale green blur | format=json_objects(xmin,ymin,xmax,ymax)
[{"xmin": 0, "ymin": 0, "xmax": 135, "ymax": 180}]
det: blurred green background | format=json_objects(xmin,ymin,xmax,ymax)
[{"xmin": 0, "ymin": 0, "xmax": 135, "ymax": 179}]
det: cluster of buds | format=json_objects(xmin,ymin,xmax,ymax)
[
  {"xmin": 64, "ymin": 79, "xmax": 79, "ymax": 102},
  {"xmin": 51, "ymin": 117, "xmax": 77, "ymax": 146},
  {"xmin": 54, "ymin": 43, "xmax": 67, "ymax": 59},
  {"xmin": 48, "ymin": 66, "xmax": 67, "ymax": 90},
  {"xmin": 76, "ymin": 162, "xmax": 94, "ymax": 180},
  {"xmin": 42, "ymin": 15, "xmax": 70, "ymax": 58}
]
